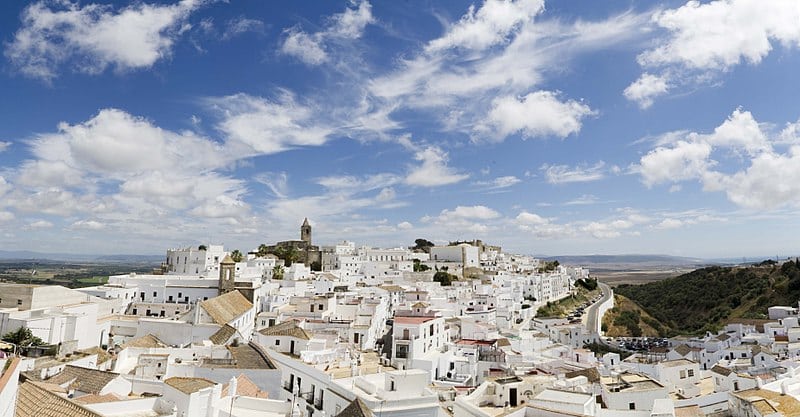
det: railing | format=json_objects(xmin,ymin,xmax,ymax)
[
  {"xmin": 314, "ymin": 398, "xmax": 324, "ymax": 410},
  {"xmin": 282, "ymin": 382, "xmax": 293, "ymax": 392}
]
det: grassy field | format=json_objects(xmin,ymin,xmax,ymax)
[{"xmin": 0, "ymin": 261, "xmax": 152, "ymax": 288}]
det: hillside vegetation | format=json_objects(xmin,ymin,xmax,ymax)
[
  {"xmin": 615, "ymin": 260, "xmax": 800, "ymax": 335},
  {"xmin": 602, "ymin": 295, "xmax": 669, "ymax": 337}
]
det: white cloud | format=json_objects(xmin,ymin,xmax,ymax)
[
  {"xmin": 541, "ymin": 162, "xmax": 607, "ymax": 184},
  {"xmin": 280, "ymin": 1, "xmax": 374, "ymax": 66},
  {"xmin": 564, "ymin": 194, "xmax": 600, "ymax": 206},
  {"xmin": 281, "ymin": 29, "xmax": 328, "ymax": 66},
  {"xmin": 629, "ymin": 0, "xmax": 800, "ymax": 105},
  {"xmin": 6, "ymin": 0, "xmax": 202, "ymax": 81},
  {"xmin": 439, "ymin": 205, "xmax": 500, "ymax": 221},
  {"xmin": 0, "ymin": 211, "xmax": 14, "ymax": 222},
  {"xmin": 637, "ymin": 108, "xmax": 800, "ymax": 210},
  {"xmin": 426, "ymin": 0, "xmax": 544, "ymax": 52},
  {"xmin": 329, "ymin": 1, "xmax": 375, "ymax": 39},
  {"xmin": 0, "ymin": 141, "xmax": 11, "ymax": 152},
  {"xmin": 478, "ymin": 92, "xmax": 594, "ymax": 141},
  {"xmin": 473, "ymin": 175, "xmax": 521, "ymax": 189},
  {"xmin": 316, "ymin": 173, "xmax": 401, "ymax": 192},
  {"xmin": 638, "ymin": 140, "xmax": 712, "ymax": 186},
  {"xmin": 623, "ymin": 73, "xmax": 669, "ymax": 109},
  {"xmin": 516, "ymin": 211, "xmax": 549, "ymax": 225},
  {"xmin": 70, "ymin": 219, "xmax": 105, "ymax": 230},
  {"xmin": 397, "ymin": 221, "xmax": 413, "ymax": 230},
  {"xmin": 29, "ymin": 219, "xmax": 53, "ymax": 229},
  {"xmin": 655, "ymin": 218, "xmax": 683, "ymax": 229},
  {"xmin": 210, "ymin": 92, "xmax": 333, "ymax": 155},
  {"xmin": 254, "ymin": 172, "xmax": 289, "ymax": 199},
  {"xmin": 640, "ymin": 0, "xmax": 800, "ymax": 70},
  {"xmin": 405, "ymin": 146, "xmax": 469, "ymax": 187},
  {"xmin": 222, "ymin": 17, "xmax": 264, "ymax": 40}
]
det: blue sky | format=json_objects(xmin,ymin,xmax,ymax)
[{"xmin": 0, "ymin": 0, "xmax": 799, "ymax": 258}]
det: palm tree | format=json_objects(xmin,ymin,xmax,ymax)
[
  {"xmin": 231, "ymin": 249, "xmax": 244, "ymax": 263},
  {"xmin": 272, "ymin": 265, "xmax": 284, "ymax": 280},
  {"xmin": 257, "ymin": 244, "xmax": 269, "ymax": 257}
]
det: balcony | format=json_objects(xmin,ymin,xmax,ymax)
[
  {"xmin": 283, "ymin": 382, "xmax": 293, "ymax": 393},
  {"xmin": 314, "ymin": 398, "xmax": 324, "ymax": 410}
]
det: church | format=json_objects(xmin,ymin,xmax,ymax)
[{"xmin": 260, "ymin": 218, "xmax": 322, "ymax": 268}]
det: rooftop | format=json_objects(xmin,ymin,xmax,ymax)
[
  {"xmin": 16, "ymin": 381, "xmax": 102, "ymax": 417},
  {"xmin": 45, "ymin": 365, "xmax": 121, "ymax": 395},
  {"xmin": 201, "ymin": 290, "xmax": 253, "ymax": 325},
  {"xmin": 164, "ymin": 377, "xmax": 216, "ymax": 394}
]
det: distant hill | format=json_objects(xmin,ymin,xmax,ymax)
[
  {"xmin": 615, "ymin": 260, "xmax": 800, "ymax": 335},
  {"xmin": 0, "ymin": 250, "xmax": 162, "ymax": 263},
  {"xmin": 540, "ymin": 254, "xmax": 708, "ymax": 269}
]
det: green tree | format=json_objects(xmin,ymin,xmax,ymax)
[
  {"xmin": 230, "ymin": 249, "xmax": 244, "ymax": 263},
  {"xmin": 413, "ymin": 259, "xmax": 430, "ymax": 272},
  {"xmin": 256, "ymin": 244, "xmax": 270, "ymax": 258},
  {"xmin": 310, "ymin": 261, "xmax": 322, "ymax": 272},
  {"xmin": 2, "ymin": 327, "xmax": 45, "ymax": 347},
  {"xmin": 198, "ymin": 244, "xmax": 207, "ymax": 251},
  {"xmin": 433, "ymin": 271, "xmax": 455, "ymax": 286},
  {"xmin": 272, "ymin": 265, "xmax": 284, "ymax": 280}
]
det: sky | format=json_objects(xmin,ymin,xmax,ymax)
[{"xmin": 0, "ymin": 0, "xmax": 799, "ymax": 259}]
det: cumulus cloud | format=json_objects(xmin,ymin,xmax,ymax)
[
  {"xmin": 623, "ymin": 73, "xmax": 669, "ymax": 109},
  {"xmin": 638, "ymin": 140, "xmax": 713, "ymax": 187},
  {"xmin": 541, "ymin": 162, "xmax": 607, "ymax": 184},
  {"xmin": 636, "ymin": 108, "xmax": 800, "ymax": 209},
  {"xmin": 628, "ymin": 0, "xmax": 800, "ymax": 105},
  {"xmin": 280, "ymin": 1, "xmax": 374, "ymax": 66},
  {"xmin": 209, "ymin": 92, "xmax": 333, "ymax": 155},
  {"xmin": 397, "ymin": 221, "xmax": 413, "ymax": 230},
  {"xmin": 405, "ymin": 146, "xmax": 469, "ymax": 187},
  {"xmin": 478, "ymin": 92, "xmax": 594, "ymax": 141},
  {"xmin": 5, "ymin": 0, "xmax": 202, "ymax": 81}
]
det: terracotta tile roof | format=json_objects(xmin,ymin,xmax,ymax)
[
  {"xmin": 258, "ymin": 320, "xmax": 311, "ymax": 340},
  {"xmin": 201, "ymin": 291, "xmax": 253, "ymax": 325},
  {"xmin": 734, "ymin": 388, "xmax": 800, "ymax": 416},
  {"xmin": 379, "ymin": 285, "xmax": 405, "ymax": 292},
  {"xmin": 336, "ymin": 399, "xmax": 373, "ymax": 417},
  {"xmin": 210, "ymin": 324, "xmax": 237, "ymax": 345},
  {"xmin": 16, "ymin": 381, "xmax": 103, "ymax": 417},
  {"xmin": 78, "ymin": 347, "xmax": 112, "ymax": 365},
  {"xmin": 73, "ymin": 393, "xmax": 122, "ymax": 404},
  {"xmin": 46, "ymin": 365, "xmax": 121, "ymax": 394},
  {"xmin": 165, "ymin": 377, "xmax": 216, "ymax": 394},
  {"xmin": 675, "ymin": 405, "xmax": 704, "ymax": 417},
  {"xmin": 711, "ymin": 365, "xmax": 733, "ymax": 376},
  {"xmin": 221, "ymin": 374, "xmax": 269, "ymax": 398},
  {"xmin": 672, "ymin": 344, "xmax": 692, "ymax": 356},
  {"xmin": 227, "ymin": 343, "xmax": 276, "ymax": 369},
  {"xmin": 565, "ymin": 367, "xmax": 600, "ymax": 383},
  {"xmin": 122, "ymin": 334, "xmax": 168, "ymax": 348}
]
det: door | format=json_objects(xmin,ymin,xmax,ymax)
[
  {"xmin": 510, "ymin": 388, "xmax": 517, "ymax": 407},
  {"xmin": 290, "ymin": 340, "xmax": 295, "ymax": 354}
]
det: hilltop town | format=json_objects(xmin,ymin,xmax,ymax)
[{"xmin": 1, "ymin": 220, "xmax": 799, "ymax": 417}]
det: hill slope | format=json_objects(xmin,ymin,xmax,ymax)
[
  {"xmin": 602, "ymin": 295, "xmax": 670, "ymax": 337},
  {"xmin": 614, "ymin": 260, "xmax": 800, "ymax": 335}
]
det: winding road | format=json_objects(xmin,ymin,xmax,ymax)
[{"xmin": 584, "ymin": 281, "xmax": 613, "ymax": 336}]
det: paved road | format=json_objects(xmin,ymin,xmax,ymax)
[{"xmin": 585, "ymin": 281, "xmax": 613, "ymax": 336}]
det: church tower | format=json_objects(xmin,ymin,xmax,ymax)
[
  {"xmin": 218, "ymin": 254, "xmax": 236, "ymax": 295},
  {"xmin": 301, "ymin": 218, "xmax": 312, "ymax": 244}
]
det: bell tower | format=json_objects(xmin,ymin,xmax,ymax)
[
  {"xmin": 301, "ymin": 218, "xmax": 312, "ymax": 244},
  {"xmin": 218, "ymin": 254, "xmax": 236, "ymax": 294}
]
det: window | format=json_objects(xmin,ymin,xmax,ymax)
[
  {"xmin": 17, "ymin": 299, "xmax": 22, "ymax": 306},
  {"xmin": 319, "ymin": 304, "xmax": 324, "ymax": 310},
  {"xmin": 132, "ymin": 308, "xmax": 138, "ymax": 315},
  {"xmin": 680, "ymin": 370, "xmax": 686, "ymax": 379},
  {"xmin": 688, "ymin": 369, "xmax": 694, "ymax": 377},
  {"xmin": 629, "ymin": 403, "xmax": 635, "ymax": 410},
  {"xmin": 276, "ymin": 340, "xmax": 280, "ymax": 346},
  {"xmin": 153, "ymin": 291, "xmax": 157, "ymax": 297}
]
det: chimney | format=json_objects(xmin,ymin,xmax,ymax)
[
  {"xmin": 229, "ymin": 376, "xmax": 238, "ymax": 397},
  {"xmin": 756, "ymin": 377, "xmax": 763, "ymax": 389},
  {"xmin": 781, "ymin": 380, "xmax": 789, "ymax": 396}
]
